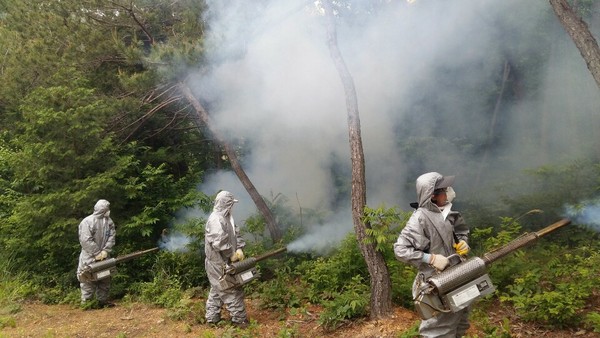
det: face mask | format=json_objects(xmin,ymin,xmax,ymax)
[{"xmin": 446, "ymin": 187, "xmax": 456, "ymax": 203}]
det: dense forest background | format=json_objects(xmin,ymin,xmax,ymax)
[{"xmin": 1, "ymin": 0, "xmax": 599, "ymax": 336}]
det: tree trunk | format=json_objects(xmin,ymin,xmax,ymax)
[
  {"xmin": 549, "ymin": 0, "xmax": 600, "ymax": 89},
  {"xmin": 322, "ymin": 1, "xmax": 392, "ymax": 319},
  {"xmin": 476, "ymin": 60, "xmax": 510, "ymax": 186},
  {"xmin": 179, "ymin": 83, "xmax": 283, "ymax": 242}
]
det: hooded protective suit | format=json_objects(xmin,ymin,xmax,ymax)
[
  {"xmin": 204, "ymin": 191, "xmax": 247, "ymax": 324},
  {"xmin": 394, "ymin": 172, "xmax": 470, "ymax": 338},
  {"xmin": 76, "ymin": 199, "xmax": 116, "ymax": 303}
]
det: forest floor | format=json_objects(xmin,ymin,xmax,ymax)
[{"xmin": 0, "ymin": 297, "xmax": 598, "ymax": 338}]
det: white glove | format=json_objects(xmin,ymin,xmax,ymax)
[
  {"xmin": 95, "ymin": 250, "xmax": 108, "ymax": 261},
  {"xmin": 230, "ymin": 249, "xmax": 245, "ymax": 262},
  {"xmin": 430, "ymin": 254, "xmax": 449, "ymax": 271},
  {"xmin": 453, "ymin": 240, "xmax": 470, "ymax": 256}
]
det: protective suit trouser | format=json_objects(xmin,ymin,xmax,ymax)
[
  {"xmin": 79, "ymin": 278, "xmax": 110, "ymax": 302},
  {"xmin": 419, "ymin": 307, "xmax": 470, "ymax": 338},
  {"xmin": 205, "ymin": 285, "xmax": 248, "ymax": 323}
]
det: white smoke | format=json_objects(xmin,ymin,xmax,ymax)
[
  {"xmin": 187, "ymin": 0, "xmax": 600, "ymax": 253},
  {"xmin": 564, "ymin": 201, "xmax": 600, "ymax": 232},
  {"xmin": 286, "ymin": 210, "xmax": 353, "ymax": 255},
  {"xmin": 158, "ymin": 231, "xmax": 193, "ymax": 252}
]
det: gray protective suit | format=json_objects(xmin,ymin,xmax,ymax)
[
  {"xmin": 394, "ymin": 172, "xmax": 470, "ymax": 338},
  {"xmin": 204, "ymin": 191, "xmax": 247, "ymax": 324},
  {"xmin": 76, "ymin": 199, "xmax": 116, "ymax": 303}
]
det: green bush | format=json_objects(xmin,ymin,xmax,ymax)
[
  {"xmin": 0, "ymin": 316, "xmax": 16, "ymax": 329},
  {"xmin": 276, "ymin": 323, "xmax": 300, "ymax": 338},
  {"xmin": 127, "ymin": 270, "xmax": 184, "ymax": 308},
  {"xmin": 0, "ymin": 253, "xmax": 38, "ymax": 311},
  {"xmin": 584, "ymin": 312, "xmax": 600, "ymax": 333},
  {"xmin": 165, "ymin": 296, "xmax": 205, "ymax": 324},
  {"xmin": 470, "ymin": 306, "xmax": 512, "ymax": 338},
  {"xmin": 363, "ymin": 205, "xmax": 415, "ymax": 308},
  {"xmin": 298, "ymin": 234, "xmax": 368, "ymax": 303},
  {"xmin": 150, "ymin": 250, "xmax": 207, "ymax": 290},
  {"xmin": 318, "ymin": 275, "xmax": 370, "ymax": 331},
  {"xmin": 38, "ymin": 285, "xmax": 72, "ymax": 305},
  {"xmin": 499, "ymin": 244, "xmax": 599, "ymax": 328},
  {"xmin": 388, "ymin": 260, "xmax": 417, "ymax": 308},
  {"xmin": 254, "ymin": 265, "xmax": 305, "ymax": 314}
]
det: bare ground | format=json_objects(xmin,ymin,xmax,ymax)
[{"xmin": 0, "ymin": 298, "xmax": 598, "ymax": 338}]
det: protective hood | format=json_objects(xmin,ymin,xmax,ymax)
[
  {"xmin": 92, "ymin": 199, "xmax": 110, "ymax": 216},
  {"xmin": 212, "ymin": 191, "xmax": 238, "ymax": 215},
  {"xmin": 415, "ymin": 172, "xmax": 454, "ymax": 208}
]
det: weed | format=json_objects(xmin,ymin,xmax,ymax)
[
  {"xmin": 0, "ymin": 316, "xmax": 16, "ymax": 329},
  {"xmin": 584, "ymin": 312, "xmax": 600, "ymax": 333},
  {"xmin": 397, "ymin": 322, "xmax": 419, "ymax": 338},
  {"xmin": 277, "ymin": 323, "xmax": 300, "ymax": 337},
  {"xmin": 318, "ymin": 275, "xmax": 370, "ymax": 331}
]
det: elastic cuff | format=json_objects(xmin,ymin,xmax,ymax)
[{"xmin": 421, "ymin": 253, "xmax": 431, "ymax": 264}]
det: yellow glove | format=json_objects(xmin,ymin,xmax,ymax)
[
  {"xmin": 230, "ymin": 249, "xmax": 245, "ymax": 262},
  {"xmin": 453, "ymin": 240, "xmax": 470, "ymax": 256},
  {"xmin": 95, "ymin": 250, "xmax": 108, "ymax": 261}
]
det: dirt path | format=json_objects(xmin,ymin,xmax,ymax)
[
  {"xmin": 2, "ymin": 299, "xmax": 598, "ymax": 337},
  {"xmin": 1, "ymin": 300, "xmax": 423, "ymax": 338}
]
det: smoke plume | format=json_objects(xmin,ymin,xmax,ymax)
[
  {"xmin": 186, "ymin": 0, "xmax": 600, "ymax": 253},
  {"xmin": 158, "ymin": 230, "xmax": 193, "ymax": 252},
  {"xmin": 564, "ymin": 201, "xmax": 600, "ymax": 232},
  {"xmin": 286, "ymin": 210, "xmax": 353, "ymax": 255}
]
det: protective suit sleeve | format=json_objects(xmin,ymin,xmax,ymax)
[
  {"xmin": 79, "ymin": 218, "xmax": 102, "ymax": 256},
  {"xmin": 103, "ymin": 219, "xmax": 116, "ymax": 253},
  {"xmin": 234, "ymin": 221, "xmax": 246, "ymax": 250},
  {"xmin": 449, "ymin": 211, "xmax": 469, "ymax": 242},
  {"xmin": 394, "ymin": 214, "xmax": 430, "ymax": 269}
]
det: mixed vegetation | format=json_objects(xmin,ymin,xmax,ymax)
[{"xmin": 1, "ymin": 0, "xmax": 599, "ymax": 336}]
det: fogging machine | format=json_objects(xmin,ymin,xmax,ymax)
[
  {"xmin": 219, "ymin": 247, "xmax": 287, "ymax": 291},
  {"xmin": 415, "ymin": 218, "xmax": 571, "ymax": 319},
  {"xmin": 79, "ymin": 247, "xmax": 159, "ymax": 282}
]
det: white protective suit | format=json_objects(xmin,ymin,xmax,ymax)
[
  {"xmin": 204, "ymin": 191, "xmax": 248, "ymax": 324},
  {"xmin": 394, "ymin": 172, "xmax": 470, "ymax": 338},
  {"xmin": 76, "ymin": 199, "xmax": 116, "ymax": 303}
]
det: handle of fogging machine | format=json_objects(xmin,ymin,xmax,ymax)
[{"xmin": 446, "ymin": 254, "xmax": 463, "ymax": 268}]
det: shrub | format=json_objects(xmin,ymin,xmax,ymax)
[
  {"xmin": 127, "ymin": 270, "xmax": 184, "ymax": 308},
  {"xmin": 363, "ymin": 205, "xmax": 415, "ymax": 308},
  {"xmin": 0, "ymin": 316, "xmax": 16, "ymax": 329},
  {"xmin": 0, "ymin": 253, "xmax": 38, "ymax": 311},
  {"xmin": 584, "ymin": 312, "xmax": 600, "ymax": 333},
  {"xmin": 318, "ymin": 275, "xmax": 370, "ymax": 331},
  {"xmin": 254, "ymin": 265, "xmax": 305, "ymax": 314},
  {"xmin": 298, "ymin": 234, "xmax": 368, "ymax": 303},
  {"xmin": 166, "ymin": 296, "xmax": 205, "ymax": 324},
  {"xmin": 276, "ymin": 323, "xmax": 300, "ymax": 338},
  {"xmin": 499, "ymin": 244, "xmax": 599, "ymax": 328}
]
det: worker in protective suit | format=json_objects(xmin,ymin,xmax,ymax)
[
  {"xmin": 76, "ymin": 199, "xmax": 116, "ymax": 308},
  {"xmin": 204, "ymin": 190, "xmax": 248, "ymax": 327},
  {"xmin": 394, "ymin": 172, "xmax": 470, "ymax": 337}
]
